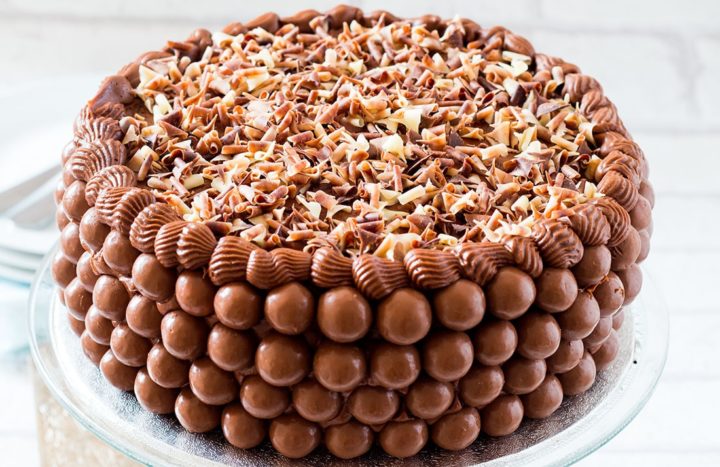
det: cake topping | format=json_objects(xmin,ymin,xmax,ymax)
[{"xmin": 116, "ymin": 13, "xmax": 612, "ymax": 259}]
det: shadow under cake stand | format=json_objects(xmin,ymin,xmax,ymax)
[{"xmin": 29, "ymin": 247, "xmax": 668, "ymax": 466}]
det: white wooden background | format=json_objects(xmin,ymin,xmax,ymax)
[{"xmin": 1, "ymin": 0, "xmax": 718, "ymax": 465}]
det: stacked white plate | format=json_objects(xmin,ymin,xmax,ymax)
[{"xmin": 0, "ymin": 74, "xmax": 102, "ymax": 354}]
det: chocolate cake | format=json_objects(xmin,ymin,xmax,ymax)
[{"xmin": 51, "ymin": 5, "xmax": 652, "ymax": 460}]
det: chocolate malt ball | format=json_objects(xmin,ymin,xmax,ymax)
[
  {"xmin": 584, "ymin": 316, "xmax": 613, "ymax": 350},
  {"xmin": 175, "ymin": 387, "xmax": 221, "ymax": 433},
  {"xmin": 616, "ymin": 264, "xmax": 642, "ymax": 305},
  {"xmin": 637, "ymin": 229, "xmax": 651, "ymax": 264},
  {"xmin": 292, "ymin": 379, "xmax": 341, "ymax": 423},
  {"xmin": 256, "ymin": 332, "xmax": 310, "ymax": 387},
  {"xmin": 51, "ymin": 250, "xmax": 76, "ymax": 288},
  {"xmin": 535, "ymin": 268, "xmax": 578, "ymax": 313},
  {"xmin": 369, "ymin": 343, "xmax": 421, "ymax": 389},
  {"xmin": 406, "ymin": 377, "xmax": 455, "ymax": 419},
  {"xmin": 221, "ymin": 403, "xmax": 266, "ymax": 449},
  {"xmin": 175, "ymin": 270, "xmax": 216, "ymax": 317},
  {"xmin": 160, "ymin": 310, "xmax": 209, "ymax": 361},
  {"xmin": 126, "ymin": 295, "xmax": 162, "ymax": 339},
  {"xmin": 269, "ymin": 414, "xmax": 321, "ymax": 459},
  {"xmin": 62, "ymin": 180, "xmax": 90, "ymax": 222},
  {"xmin": 146, "ymin": 343, "xmax": 190, "ymax": 388},
  {"xmin": 521, "ymin": 374, "xmax": 563, "ymax": 419},
  {"xmin": 134, "ymin": 368, "xmax": 178, "ymax": 414},
  {"xmin": 572, "ymin": 245, "xmax": 611, "ymax": 287},
  {"xmin": 188, "ymin": 357, "xmax": 238, "ymax": 406},
  {"xmin": 593, "ymin": 272, "xmax": 625, "ymax": 317},
  {"xmin": 56, "ymin": 206, "xmax": 70, "ymax": 231},
  {"xmin": 65, "ymin": 278, "xmax": 92, "ymax": 320},
  {"xmin": 240, "ymin": 375, "xmax": 290, "ymax": 419},
  {"xmin": 214, "ymin": 282, "xmax": 262, "ymax": 330},
  {"xmin": 67, "ymin": 314, "xmax": 85, "ymax": 337},
  {"xmin": 80, "ymin": 330, "xmax": 108, "ymax": 366},
  {"xmin": 558, "ymin": 351, "xmax": 596, "ymax": 396},
  {"xmin": 325, "ymin": 421, "xmax": 374, "ymax": 459},
  {"xmin": 348, "ymin": 386, "xmax": 399, "ymax": 425},
  {"xmin": 110, "ymin": 323, "xmax": 151, "ymax": 367},
  {"xmin": 473, "ymin": 320, "xmax": 517, "ymax": 366},
  {"xmin": 515, "ymin": 311, "xmax": 562, "ymax": 360},
  {"xmin": 132, "ymin": 254, "xmax": 175, "ymax": 302},
  {"xmin": 102, "ymin": 230, "xmax": 139, "ymax": 276},
  {"xmin": 431, "ymin": 407, "xmax": 481, "ymax": 451},
  {"xmin": 317, "ymin": 287, "xmax": 372, "ymax": 343},
  {"xmin": 265, "ymin": 282, "xmax": 314, "ymax": 335},
  {"xmin": 79, "ymin": 208, "xmax": 109, "ymax": 253},
  {"xmin": 591, "ymin": 329, "xmax": 620, "ymax": 371},
  {"xmin": 423, "ymin": 331, "xmax": 474, "ymax": 382},
  {"xmin": 481, "ymin": 394, "xmax": 524, "ymax": 437},
  {"xmin": 556, "ymin": 292, "xmax": 601, "ymax": 340},
  {"xmin": 55, "ymin": 203, "xmax": 69, "ymax": 230},
  {"xmin": 612, "ymin": 309, "xmax": 626, "ymax": 330},
  {"xmin": 99, "ymin": 350, "xmax": 139, "ymax": 391},
  {"xmin": 503, "ymin": 356, "xmax": 547, "ymax": 395},
  {"xmin": 60, "ymin": 222, "xmax": 84, "ymax": 263},
  {"xmin": 630, "ymin": 196, "xmax": 652, "ymax": 232},
  {"xmin": 379, "ymin": 419, "xmax": 428, "ymax": 458},
  {"xmin": 92, "ymin": 275, "xmax": 129, "ymax": 321},
  {"xmin": 546, "ymin": 339, "xmax": 584, "ymax": 374},
  {"xmin": 610, "ymin": 227, "xmax": 641, "ymax": 271},
  {"xmin": 313, "ymin": 342, "xmax": 366, "ymax": 392},
  {"xmin": 76, "ymin": 252, "xmax": 99, "ymax": 291},
  {"xmin": 487, "ymin": 267, "xmax": 536, "ymax": 319},
  {"xmin": 377, "ymin": 288, "xmax": 432, "ymax": 345},
  {"xmin": 433, "ymin": 279, "xmax": 486, "ymax": 331},
  {"xmin": 207, "ymin": 323, "xmax": 256, "ymax": 372},
  {"xmin": 459, "ymin": 365, "xmax": 504, "ymax": 408}
]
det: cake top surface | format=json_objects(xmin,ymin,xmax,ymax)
[{"xmin": 76, "ymin": 6, "xmax": 638, "ymax": 261}]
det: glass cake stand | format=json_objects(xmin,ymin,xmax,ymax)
[{"xmin": 29, "ymin": 247, "xmax": 669, "ymax": 466}]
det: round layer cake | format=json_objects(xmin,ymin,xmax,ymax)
[{"xmin": 52, "ymin": 5, "xmax": 652, "ymax": 460}]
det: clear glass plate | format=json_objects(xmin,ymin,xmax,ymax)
[{"xmin": 29, "ymin": 247, "xmax": 668, "ymax": 466}]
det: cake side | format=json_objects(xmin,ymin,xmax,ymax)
[{"xmin": 51, "ymin": 5, "xmax": 652, "ymax": 460}]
